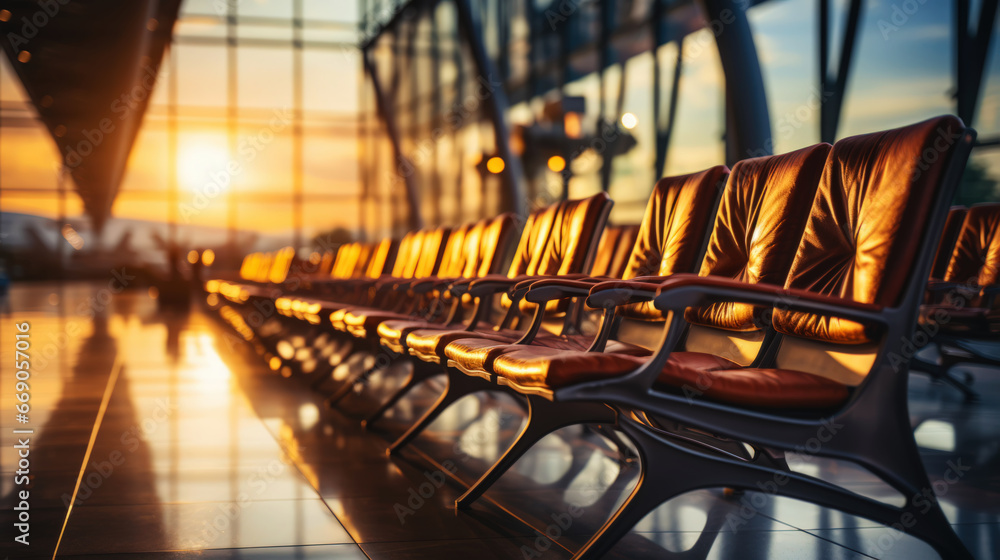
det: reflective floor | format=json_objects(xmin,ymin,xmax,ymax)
[{"xmin": 1, "ymin": 282, "xmax": 998, "ymax": 559}]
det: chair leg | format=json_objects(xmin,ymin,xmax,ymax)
[
  {"xmin": 912, "ymin": 352, "xmax": 979, "ymax": 401},
  {"xmin": 387, "ymin": 370, "xmax": 489, "ymax": 455},
  {"xmin": 938, "ymin": 368, "xmax": 978, "ymax": 401},
  {"xmin": 323, "ymin": 364, "xmax": 375, "ymax": 408},
  {"xmin": 571, "ymin": 414, "xmax": 975, "ymax": 560},
  {"xmin": 591, "ymin": 424, "xmax": 637, "ymax": 462},
  {"xmin": 572, "ymin": 421, "xmax": 682, "ymax": 560},
  {"xmin": 361, "ymin": 370, "xmax": 429, "ymax": 430},
  {"xmin": 362, "ymin": 362, "xmax": 435, "ymax": 429},
  {"xmin": 305, "ymin": 360, "xmax": 336, "ymax": 389},
  {"xmin": 455, "ymin": 397, "xmax": 617, "ymax": 509}
]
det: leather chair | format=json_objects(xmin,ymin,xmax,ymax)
[
  {"xmin": 446, "ymin": 143, "xmax": 829, "ymax": 509},
  {"xmin": 212, "ymin": 246, "xmax": 298, "ymax": 304},
  {"xmin": 930, "ymin": 206, "xmax": 968, "ymax": 281},
  {"xmin": 341, "ymin": 215, "xmax": 517, "ymax": 341},
  {"xmin": 275, "ymin": 227, "xmax": 447, "ymax": 325},
  {"xmin": 591, "ymin": 224, "xmax": 641, "ymax": 279},
  {"xmin": 359, "ymin": 221, "xmax": 639, "ymax": 425},
  {"xmin": 444, "ymin": 166, "xmax": 731, "ymax": 382},
  {"xmin": 502, "ymin": 116, "xmax": 974, "ymax": 559},
  {"xmin": 313, "ymin": 216, "xmax": 518, "ymax": 405},
  {"xmin": 379, "ymin": 172, "xmax": 726, "ymax": 451},
  {"xmin": 371, "ymin": 192, "xmax": 616, "ymax": 448},
  {"xmin": 913, "ymin": 202, "xmax": 1000, "ymax": 398}
]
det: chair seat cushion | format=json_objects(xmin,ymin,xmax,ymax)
[
  {"xmin": 329, "ymin": 307, "xmax": 354, "ymax": 331},
  {"xmin": 407, "ymin": 327, "xmax": 523, "ymax": 363},
  {"xmin": 343, "ymin": 309, "xmax": 412, "ymax": 338},
  {"xmin": 445, "ymin": 334, "xmax": 651, "ymax": 374},
  {"xmin": 444, "ymin": 337, "xmax": 508, "ymax": 372},
  {"xmin": 490, "ymin": 348, "xmax": 850, "ymax": 409},
  {"xmin": 377, "ymin": 319, "xmax": 436, "ymax": 349}
]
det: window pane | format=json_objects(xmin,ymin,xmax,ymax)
[
  {"xmin": 303, "ymin": 50, "xmax": 359, "ymax": 113},
  {"xmin": 748, "ymin": 0, "xmax": 819, "ymax": 153},
  {"xmin": 304, "ymin": 0, "xmax": 360, "ymax": 22},
  {"xmin": 663, "ymin": 30, "xmax": 725, "ymax": 177},
  {"xmin": 610, "ymin": 51, "xmax": 656, "ymax": 224},
  {"xmin": 237, "ymin": 202, "xmax": 293, "ymax": 237},
  {"xmin": 177, "ymin": 45, "xmax": 228, "ymax": 108},
  {"xmin": 237, "ymin": 0, "xmax": 292, "ymax": 20},
  {"xmin": 238, "ymin": 47, "xmax": 293, "ymax": 109},
  {"xmin": 232, "ymin": 127, "xmax": 292, "ymax": 193},
  {"xmin": 304, "ymin": 133, "xmax": 359, "ymax": 196},
  {"xmin": 840, "ymin": 0, "xmax": 952, "ymax": 136},
  {"xmin": 120, "ymin": 126, "xmax": 169, "ymax": 193},
  {"xmin": 0, "ymin": 125, "xmax": 60, "ymax": 192},
  {"xmin": 304, "ymin": 199, "xmax": 361, "ymax": 239},
  {"xmin": 237, "ymin": 23, "xmax": 293, "ymax": 41}
]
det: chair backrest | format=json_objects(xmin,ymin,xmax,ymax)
[
  {"xmin": 252, "ymin": 253, "xmax": 273, "ymax": 283},
  {"xmin": 390, "ymin": 231, "xmax": 425, "ymax": 278},
  {"xmin": 773, "ymin": 115, "xmax": 972, "ymax": 385},
  {"xmin": 503, "ymin": 192, "xmax": 614, "ymax": 312},
  {"xmin": 317, "ymin": 251, "xmax": 337, "ymax": 277},
  {"xmin": 619, "ymin": 166, "xmax": 729, "ymax": 320},
  {"xmin": 680, "ymin": 144, "xmax": 831, "ymax": 364},
  {"xmin": 365, "ymin": 238, "xmax": 395, "ymax": 279},
  {"xmin": 351, "ymin": 241, "xmax": 374, "ymax": 278},
  {"xmin": 412, "ymin": 226, "xmax": 452, "ymax": 279},
  {"xmin": 469, "ymin": 213, "xmax": 518, "ymax": 277},
  {"xmin": 267, "ymin": 247, "xmax": 297, "ymax": 284},
  {"xmin": 330, "ymin": 243, "xmax": 360, "ymax": 279},
  {"xmin": 930, "ymin": 206, "xmax": 968, "ymax": 280},
  {"xmin": 239, "ymin": 253, "xmax": 257, "ymax": 281},
  {"xmin": 437, "ymin": 223, "xmax": 472, "ymax": 279},
  {"xmin": 445, "ymin": 213, "xmax": 519, "ymax": 279},
  {"xmin": 943, "ymin": 202, "xmax": 1000, "ymax": 288},
  {"xmin": 591, "ymin": 225, "xmax": 640, "ymax": 279}
]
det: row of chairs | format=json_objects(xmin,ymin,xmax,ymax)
[
  {"xmin": 917, "ymin": 203, "xmax": 1000, "ymax": 399},
  {"xmin": 208, "ymin": 115, "xmax": 997, "ymax": 559}
]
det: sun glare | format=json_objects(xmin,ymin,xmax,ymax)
[{"xmin": 178, "ymin": 140, "xmax": 232, "ymax": 192}]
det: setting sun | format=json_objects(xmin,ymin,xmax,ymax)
[{"xmin": 178, "ymin": 140, "xmax": 232, "ymax": 192}]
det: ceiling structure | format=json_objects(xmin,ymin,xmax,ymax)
[{"xmin": 1, "ymin": 0, "xmax": 182, "ymax": 233}]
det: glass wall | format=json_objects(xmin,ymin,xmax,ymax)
[
  {"xmin": 359, "ymin": 0, "xmax": 999, "ymax": 228},
  {"xmin": 0, "ymin": 0, "xmax": 366, "ymax": 256}
]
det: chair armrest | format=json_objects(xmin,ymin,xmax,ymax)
[
  {"xmin": 373, "ymin": 277, "xmax": 409, "ymax": 293},
  {"xmin": 653, "ymin": 273, "xmax": 886, "ymax": 325},
  {"xmin": 461, "ymin": 273, "xmax": 591, "ymax": 299},
  {"xmin": 586, "ymin": 279, "xmax": 666, "ymax": 308},
  {"xmin": 409, "ymin": 276, "xmax": 456, "ymax": 294},
  {"xmin": 449, "ymin": 274, "xmax": 508, "ymax": 296},
  {"xmin": 523, "ymin": 278, "xmax": 613, "ymax": 303},
  {"xmin": 465, "ymin": 275, "xmax": 523, "ymax": 298},
  {"xmin": 926, "ymin": 280, "xmax": 980, "ymax": 297}
]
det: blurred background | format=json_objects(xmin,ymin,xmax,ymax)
[{"xmin": 1, "ymin": 0, "xmax": 998, "ymax": 283}]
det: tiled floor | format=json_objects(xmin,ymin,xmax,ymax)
[{"xmin": 1, "ymin": 282, "xmax": 998, "ymax": 559}]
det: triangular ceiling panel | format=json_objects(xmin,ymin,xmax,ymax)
[{"xmin": 1, "ymin": 0, "xmax": 182, "ymax": 233}]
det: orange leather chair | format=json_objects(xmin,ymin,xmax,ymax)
[
  {"xmin": 318, "ymin": 215, "xmax": 517, "ymax": 405},
  {"xmin": 930, "ymin": 206, "xmax": 968, "ymax": 281},
  {"xmin": 914, "ymin": 202, "xmax": 1000, "ymax": 399},
  {"xmin": 375, "ymin": 171, "xmax": 726, "ymax": 450},
  {"xmin": 371, "ymin": 192, "xmax": 616, "ymax": 447},
  {"xmin": 446, "ymin": 143, "xmax": 829, "ymax": 509},
  {"xmin": 360, "ymin": 221, "xmax": 639, "ymax": 426},
  {"xmin": 341, "ymin": 214, "xmax": 517, "ymax": 341},
  {"xmin": 505, "ymin": 116, "xmax": 974, "ymax": 560}
]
